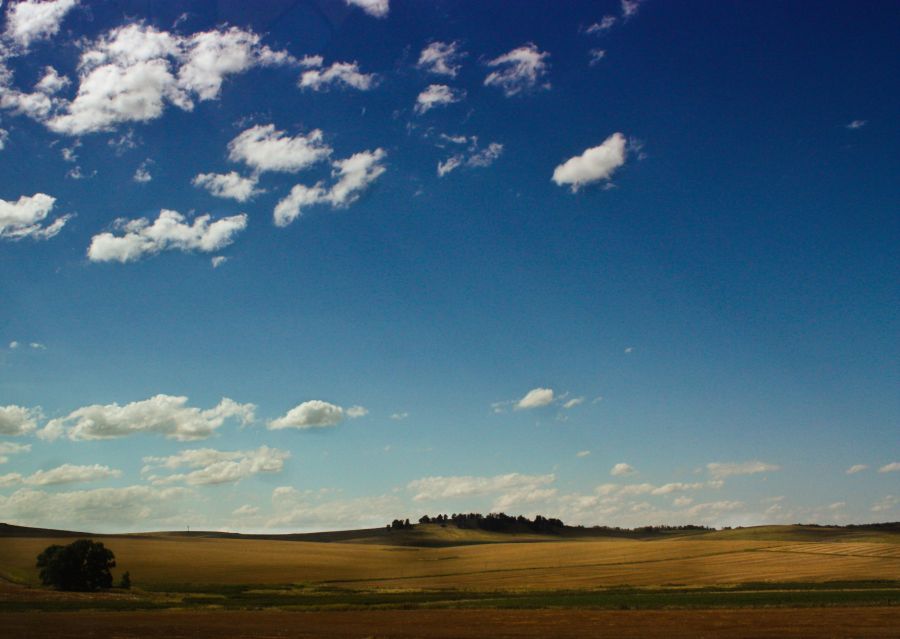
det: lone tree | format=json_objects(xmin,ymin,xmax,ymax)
[{"xmin": 36, "ymin": 539, "xmax": 116, "ymax": 591}]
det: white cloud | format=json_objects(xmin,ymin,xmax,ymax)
[
  {"xmin": 133, "ymin": 158, "xmax": 153, "ymax": 183},
  {"xmin": 345, "ymin": 405, "xmax": 368, "ymax": 418},
  {"xmin": 269, "ymin": 487, "xmax": 400, "ymax": 530},
  {"xmin": 345, "ymin": 0, "xmax": 389, "ymax": 18},
  {"xmin": 621, "ymin": 0, "xmax": 644, "ymax": 19},
  {"xmin": 299, "ymin": 55, "xmax": 323, "ymax": 69},
  {"xmin": 299, "ymin": 61, "xmax": 377, "ymax": 91},
  {"xmin": 879, "ymin": 462, "xmax": 900, "ymax": 473},
  {"xmin": 41, "ymin": 24, "xmax": 295, "ymax": 135},
  {"xmin": 0, "ymin": 192, "xmax": 71, "ymax": 240},
  {"xmin": 552, "ymin": 132, "xmax": 627, "ymax": 192},
  {"xmin": 390, "ymin": 412, "xmax": 408, "ymax": 421},
  {"xmin": 143, "ymin": 445, "xmax": 289, "ymax": 485},
  {"xmin": 484, "ymin": 43, "xmax": 550, "ymax": 97},
  {"xmin": 589, "ymin": 49, "xmax": 606, "ymax": 66},
  {"xmin": 437, "ymin": 139, "xmax": 503, "ymax": 177},
  {"xmin": 15, "ymin": 463, "xmax": 122, "ymax": 486},
  {"xmin": 672, "ymin": 495, "xmax": 693, "ymax": 507},
  {"xmin": 706, "ymin": 460, "xmax": 780, "ymax": 479},
  {"xmin": 408, "ymin": 472, "xmax": 555, "ymax": 502},
  {"xmin": 177, "ymin": 27, "xmax": 292, "ymax": 101},
  {"xmin": 871, "ymin": 495, "xmax": 898, "ymax": 513},
  {"xmin": 610, "ymin": 462, "xmax": 636, "ymax": 477},
  {"xmin": 586, "ymin": 16, "xmax": 617, "ymax": 33},
  {"xmin": 563, "ymin": 397, "xmax": 584, "ymax": 409},
  {"xmin": 8, "ymin": 341, "xmax": 19, "ymax": 349},
  {"xmin": 87, "ymin": 209, "xmax": 247, "ymax": 263},
  {"xmin": 108, "ymin": 129, "xmax": 139, "ymax": 154},
  {"xmin": 193, "ymin": 171, "xmax": 261, "ymax": 202},
  {"xmin": 268, "ymin": 400, "xmax": 366, "ymax": 430},
  {"xmin": 576, "ymin": 450, "xmax": 591, "ymax": 458},
  {"xmin": 0, "ymin": 485, "xmax": 191, "ymax": 528},
  {"xmin": 0, "ymin": 442, "xmax": 31, "ymax": 464},
  {"xmin": 232, "ymin": 504, "xmax": 259, "ymax": 517},
  {"xmin": 437, "ymin": 155, "xmax": 462, "ymax": 177},
  {"xmin": 34, "ymin": 66, "xmax": 70, "ymax": 94},
  {"xmin": 211, "ymin": 255, "xmax": 227, "ymax": 268},
  {"xmin": 274, "ymin": 148, "xmax": 386, "ymax": 226},
  {"xmin": 415, "ymin": 84, "xmax": 465, "ymax": 114},
  {"xmin": 227, "ymin": 124, "xmax": 331, "ymax": 174},
  {"xmin": 3, "ymin": 0, "xmax": 79, "ymax": 50},
  {"xmin": 38, "ymin": 394, "xmax": 255, "ymax": 441},
  {"xmin": 846, "ymin": 120, "xmax": 867, "ymax": 130},
  {"xmin": 515, "ymin": 387, "xmax": 554, "ymax": 410},
  {"xmin": 0, "ymin": 128, "xmax": 8, "ymax": 150},
  {"xmin": 0, "ymin": 405, "xmax": 40, "ymax": 436},
  {"xmin": 846, "ymin": 464, "xmax": 868, "ymax": 475},
  {"xmin": 417, "ymin": 41, "xmax": 465, "ymax": 77}
]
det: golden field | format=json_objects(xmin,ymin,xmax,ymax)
[{"xmin": 1, "ymin": 524, "xmax": 898, "ymax": 590}]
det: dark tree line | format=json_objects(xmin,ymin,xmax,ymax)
[{"xmin": 417, "ymin": 512, "xmax": 565, "ymax": 533}]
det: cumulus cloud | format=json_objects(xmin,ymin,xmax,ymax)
[
  {"xmin": 299, "ymin": 61, "xmax": 377, "ymax": 91},
  {"xmin": 415, "ymin": 84, "xmax": 465, "ymax": 114},
  {"xmin": 210, "ymin": 255, "xmax": 227, "ymax": 268},
  {"xmin": 706, "ymin": 460, "xmax": 780, "ymax": 479},
  {"xmin": 38, "ymin": 394, "xmax": 255, "ymax": 441},
  {"xmin": 552, "ymin": 132, "xmax": 627, "ymax": 192},
  {"xmin": 846, "ymin": 119, "xmax": 867, "ymax": 130},
  {"xmin": 3, "ymin": 0, "xmax": 79, "ymax": 50},
  {"xmin": 8, "ymin": 463, "xmax": 122, "ymax": 486},
  {"xmin": 846, "ymin": 464, "xmax": 868, "ymax": 475},
  {"xmin": 417, "ymin": 41, "xmax": 465, "ymax": 77},
  {"xmin": 437, "ymin": 138, "xmax": 503, "ymax": 177},
  {"xmin": 132, "ymin": 158, "xmax": 152, "ymax": 183},
  {"xmin": 232, "ymin": 504, "xmax": 259, "ymax": 517},
  {"xmin": 515, "ymin": 387, "xmax": 554, "ymax": 410},
  {"xmin": 0, "ymin": 193, "xmax": 71, "ymax": 240},
  {"xmin": 0, "ymin": 441, "xmax": 31, "ymax": 464},
  {"xmin": 576, "ymin": 450, "xmax": 591, "ymax": 458},
  {"xmin": 273, "ymin": 148, "xmax": 386, "ymax": 226},
  {"xmin": 37, "ymin": 23, "xmax": 295, "ymax": 135},
  {"xmin": 408, "ymin": 472, "xmax": 555, "ymax": 502},
  {"xmin": 87, "ymin": 209, "xmax": 247, "ymax": 263},
  {"xmin": 484, "ymin": 43, "xmax": 550, "ymax": 97},
  {"xmin": 192, "ymin": 171, "xmax": 261, "ymax": 202},
  {"xmin": 0, "ymin": 128, "xmax": 8, "ymax": 150},
  {"xmin": 34, "ymin": 66, "xmax": 70, "ymax": 94},
  {"xmin": 227, "ymin": 124, "xmax": 331, "ymax": 174},
  {"xmin": 142, "ymin": 445, "xmax": 289, "ymax": 485},
  {"xmin": 345, "ymin": 0, "xmax": 389, "ymax": 18},
  {"xmin": 268, "ymin": 400, "xmax": 367, "ymax": 430},
  {"xmin": 0, "ymin": 405, "xmax": 41, "ymax": 436},
  {"xmin": 0, "ymin": 485, "xmax": 191, "ymax": 528},
  {"xmin": 879, "ymin": 462, "xmax": 900, "ymax": 473},
  {"xmin": 610, "ymin": 462, "xmax": 636, "ymax": 477},
  {"xmin": 563, "ymin": 397, "xmax": 584, "ymax": 409}
]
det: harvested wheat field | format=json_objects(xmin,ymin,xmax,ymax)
[{"xmin": 2, "ymin": 529, "xmax": 899, "ymax": 590}]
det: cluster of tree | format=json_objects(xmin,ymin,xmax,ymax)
[
  {"xmin": 387, "ymin": 518, "xmax": 413, "ymax": 530},
  {"xmin": 36, "ymin": 539, "xmax": 129, "ymax": 591},
  {"xmin": 417, "ymin": 512, "xmax": 565, "ymax": 533}
]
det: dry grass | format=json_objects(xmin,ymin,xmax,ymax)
[{"xmin": 2, "ymin": 532, "xmax": 899, "ymax": 590}]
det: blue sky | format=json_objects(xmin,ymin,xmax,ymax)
[{"xmin": 0, "ymin": 0, "xmax": 897, "ymax": 533}]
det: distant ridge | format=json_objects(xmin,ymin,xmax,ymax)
[{"xmin": 2, "ymin": 520, "xmax": 897, "ymax": 546}]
